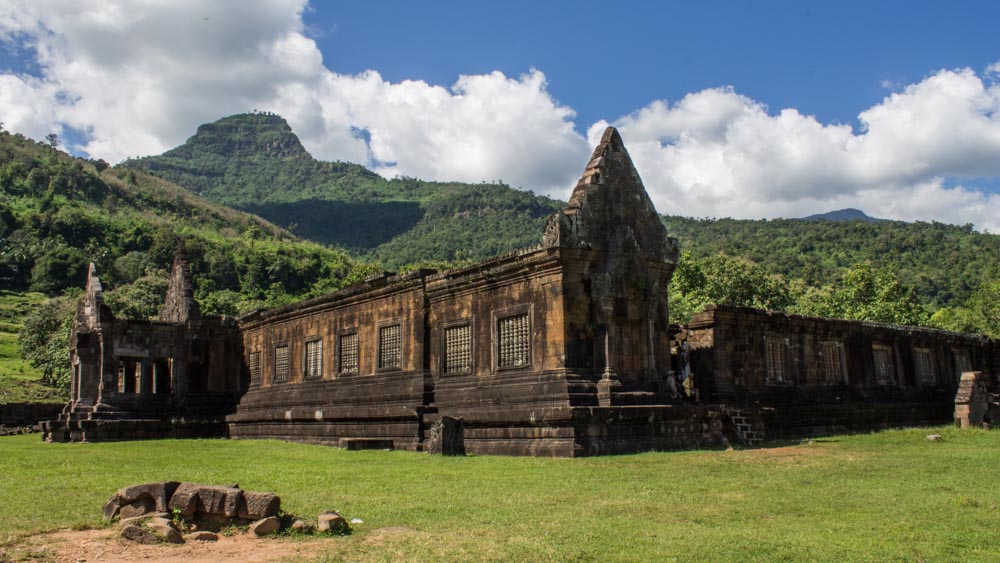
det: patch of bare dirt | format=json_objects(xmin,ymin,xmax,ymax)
[{"xmin": 6, "ymin": 527, "xmax": 344, "ymax": 562}]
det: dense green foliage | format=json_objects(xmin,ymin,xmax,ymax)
[
  {"xmin": 0, "ymin": 290, "xmax": 62, "ymax": 404},
  {"xmin": 2, "ymin": 427, "xmax": 1000, "ymax": 560},
  {"xmin": 0, "ymin": 129, "xmax": 366, "ymax": 314},
  {"xmin": 808, "ymin": 262, "xmax": 930, "ymax": 326},
  {"xmin": 930, "ymin": 278, "xmax": 1000, "ymax": 338},
  {"xmin": 122, "ymin": 113, "xmax": 563, "ymax": 267},
  {"xmin": 662, "ymin": 215, "xmax": 999, "ymax": 311},
  {"xmin": 17, "ymin": 296, "xmax": 74, "ymax": 390},
  {"xmin": 669, "ymin": 252, "xmax": 794, "ymax": 321}
]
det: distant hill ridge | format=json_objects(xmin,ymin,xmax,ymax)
[
  {"xmin": 802, "ymin": 208, "xmax": 883, "ymax": 222},
  {"xmin": 122, "ymin": 112, "xmax": 999, "ymax": 310}
]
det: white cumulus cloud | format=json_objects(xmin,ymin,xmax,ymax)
[
  {"xmin": 602, "ymin": 66, "xmax": 1000, "ymax": 231},
  {"xmin": 0, "ymin": 0, "xmax": 588, "ymax": 194}
]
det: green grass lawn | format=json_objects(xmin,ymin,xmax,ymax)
[
  {"xmin": 0, "ymin": 290, "xmax": 64, "ymax": 405},
  {"xmin": 1, "ymin": 426, "xmax": 998, "ymax": 561}
]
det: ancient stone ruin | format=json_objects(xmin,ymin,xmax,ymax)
[
  {"xmin": 954, "ymin": 371, "xmax": 998, "ymax": 428},
  {"xmin": 41, "ymin": 127, "xmax": 1000, "ymax": 455}
]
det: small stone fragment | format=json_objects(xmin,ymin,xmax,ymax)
[
  {"xmin": 291, "ymin": 519, "xmax": 309, "ymax": 532},
  {"xmin": 120, "ymin": 525, "xmax": 158, "ymax": 545},
  {"xmin": 317, "ymin": 511, "xmax": 350, "ymax": 533},
  {"xmin": 250, "ymin": 516, "xmax": 281, "ymax": 536},
  {"xmin": 927, "ymin": 434, "xmax": 942, "ymax": 441},
  {"xmin": 148, "ymin": 521, "xmax": 184, "ymax": 544},
  {"xmin": 148, "ymin": 517, "xmax": 174, "ymax": 528},
  {"xmin": 187, "ymin": 531, "xmax": 219, "ymax": 542}
]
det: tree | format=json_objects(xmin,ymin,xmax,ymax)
[
  {"xmin": 104, "ymin": 273, "xmax": 170, "ymax": 320},
  {"xmin": 45, "ymin": 133, "xmax": 60, "ymax": 148},
  {"xmin": 816, "ymin": 262, "xmax": 929, "ymax": 326},
  {"xmin": 669, "ymin": 252, "xmax": 793, "ymax": 323},
  {"xmin": 969, "ymin": 279, "xmax": 1000, "ymax": 338},
  {"xmin": 30, "ymin": 246, "xmax": 89, "ymax": 294},
  {"xmin": 18, "ymin": 298, "xmax": 74, "ymax": 391},
  {"xmin": 934, "ymin": 279, "xmax": 1000, "ymax": 338}
]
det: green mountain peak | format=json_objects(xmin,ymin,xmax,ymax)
[{"xmin": 164, "ymin": 112, "xmax": 310, "ymax": 160}]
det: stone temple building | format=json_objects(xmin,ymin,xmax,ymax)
[{"xmin": 42, "ymin": 128, "xmax": 999, "ymax": 456}]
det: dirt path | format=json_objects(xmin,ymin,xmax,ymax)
[{"xmin": 6, "ymin": 527, "xmax": 345, "ymax": 562}]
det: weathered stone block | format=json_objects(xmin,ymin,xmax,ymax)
[
  {"xmin": 115, "ymin": 481, "xmax": 180, "ymax": 512},
  {"xmin": 168, "ymin": 482, "xmax": 242, "ymax": 518},
  {"xmin": 167, "ymin": 482, "xmax": 202, "ymax": 517},
  {"xmin": 187, "ymin": 531, "xmax": 218, "ymax": 542},
  {"xmin": 237, "ymin": 491, "xmax": 280, "ymax": 520},
  {"xmin": 197, "ymin": 485, "xmax": 242, "ymax": 517}
]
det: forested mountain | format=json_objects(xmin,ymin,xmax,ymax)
[
  {"xmin": 0, "ymin": 128, "xmax": 367, "ymax": 316},
  {"xmin": 123, "ymin": 113, "xmax": 562, "ymax": 267}
]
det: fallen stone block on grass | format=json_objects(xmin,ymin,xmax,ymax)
[
  {"xmin": 250, "ymin": 516, "xmax": 281, "ymax": 536},
  {"xmin": 317, "ymin": 511, "xmax": 350, "ymax": 534}
]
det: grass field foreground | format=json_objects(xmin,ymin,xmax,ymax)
[{"xmin": 1, "ymin": 426, "xmax": 998, "ymax": 561}]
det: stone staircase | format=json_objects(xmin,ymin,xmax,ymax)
[{"xmin": 728, "ymin": 409, "xmax": 762, "ymax": 447}]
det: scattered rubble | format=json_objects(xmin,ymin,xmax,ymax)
[
  {"xmin": 0, "ymin": 424, "xmax": 39, "ymax": 436},
  {"xmin": 105, "ymin": 482, "xmax": 351, "ymax": 544}
]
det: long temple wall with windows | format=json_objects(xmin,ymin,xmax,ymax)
[{"xmin": 686, "ymin": 305, "xmax": 997, "ymax": 438}]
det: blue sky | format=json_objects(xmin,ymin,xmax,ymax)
[
  {"xmin": 1, "ymin": 1, "xmax": 999, "ymax": 229},
  {"xmin": 312, "ymin": 1, "xmax": 1000, "ymax": 135}
]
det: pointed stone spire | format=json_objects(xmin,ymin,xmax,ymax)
[
  {"xmin": 544, "ymin": 127, "xmax": 678, "ymax": 265},
  {"xmin": 159, "ymin": 245, "xmax": 200, "ymax": 323},
  {"xmin": 78, "ymin": 263, "xmax": 113, "ymax": 329}
]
